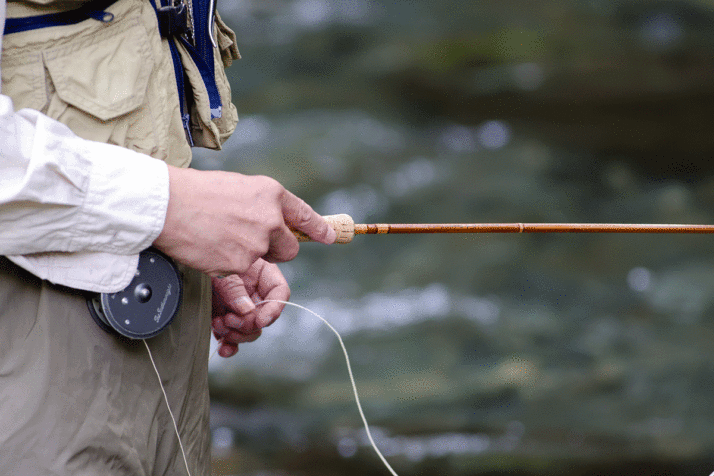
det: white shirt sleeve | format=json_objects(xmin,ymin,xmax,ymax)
[{"xmin": 0, "ymin": 0, "xmax": 170, "ymax": 293}]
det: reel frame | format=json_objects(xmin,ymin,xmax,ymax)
[{"xmin": 87, "ymin": 248, "xmax": 183, "ymax": 339}]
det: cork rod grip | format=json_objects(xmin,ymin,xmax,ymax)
[{"xmin": 293, "ymin": 214, "xmax": 356, "ymax": 243}]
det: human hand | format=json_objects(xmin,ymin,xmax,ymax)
[
  {"xmin": 153, "ymin": 167, "xmax": 336, "ymax": 277},
  {"xmin": 211, "ymin": 259, "xmax": 289, "ymax": 357}
]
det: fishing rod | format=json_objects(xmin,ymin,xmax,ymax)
[
  {"xmin": 87, "ymin": 214, "xmax": 714, "ymax": 339},
  {"xmin": 294, "ymin": 214, "xmax": 714, "ymax": 243}
]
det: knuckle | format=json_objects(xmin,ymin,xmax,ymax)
[
  {"xmin": 285, "ymin": 242, "xmax": 299, "ymax": 261},
  {"xmin": 270, "ymin": 240, "xmax": 299, "ymax": 263},
  {"xmin": 255, "ymin": 175, "xmax": 283, "ymax": 197},
  {"xmin": 281, "ymin": 247, "xmax": 299, "ymax": 261},
  {"xmin": 297, "ymin": 203, "xmax": 314, "ymax": 227},
  {"xmin": 212, "ymin": 319, "xmax": 228, "ymax": 336},
  {"xmin": 231, "ymin": 253, "xmax": 255, "ymax": 275},
  {"xmin": 265, "ymin": 214, "xmax": 284, "ymax": 232},
  {"xmin": 219, "ymin": 276, "xmax": 245, "ymax": 294},
  {"xmin": 254, "ymin": 241, "xmax": 271, "ymax": 260},
  {"xmin": 212, "ymin": 258, "xmax": 249, "ymax": 277}
]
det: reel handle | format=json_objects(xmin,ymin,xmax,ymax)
[{"xmin": 293, "ymin": 213, "xmax": 356, "ymax": 244}]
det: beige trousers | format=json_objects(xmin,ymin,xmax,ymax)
[{"xmin": 0, "ymin": 259, "xmax": 213, "ymax": 475}]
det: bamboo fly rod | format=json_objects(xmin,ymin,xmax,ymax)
[{"xmin": 294, "ymin": 214, "xmax": 714, "ymax": 244}]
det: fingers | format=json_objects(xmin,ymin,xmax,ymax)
[
  {"xmin": 263, "ymin": 190, "xmax": 336, "ymax": 263},
  {"xmin": 217, "ymin": 341, "xmax": 237, "ymax": 358},
  {"xmin": 229, "ymin": 260, "xmax": 290, "ymax": 329},
  {"xmin": 212, "ymin": 275, "xmax": 256, "ymax": 337},
  {"xmin": 254, "ymin": 262, "xmax": 290, "ymax": 328},
  {"xmin": 154, "ymin": 170, "xmax": 334, "ymax": 279},
  {"xmin": 212, "ymin": 315, "xmax": 262, "ymax": 358},
  {"xmin": 212, "ymin": 327, "xmax": 262, "ymax": 358},
  {"xmin": 281, "ymin": 190, "xmax": 337, "ymax": 245},
  {"xmin": 213, "ymin": 323, "xmax": 262, "ymax": 344},
  {"xmin": 263, "ymin": 224, "xmax": 300, "ymax": 264},
  {"xmin": 212, "ymin": 275, "xmax": 256, "ymax": 317},
  {"xmin": 211, "ymin": 261, "xmax": 290, "ymax": 358}
]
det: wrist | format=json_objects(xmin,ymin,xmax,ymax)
[{"xmin": 154, "ymin": 165, "xmax": 194, "ymax": 253}]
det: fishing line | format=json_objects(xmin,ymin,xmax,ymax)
[
  {"xmin": 144, "ymin": 339, "xmax": 193, "ymax": 476},
  {"xmin": 256, "ymin": 299, "xmax": 399, "ymax": 476},
  {"xmin": 209, "ymin": 339, "xmax": 221, "ymax": 361},
  {"xmin": 147, "ymin": 300, "xmax": 398, "ymax": 476}
]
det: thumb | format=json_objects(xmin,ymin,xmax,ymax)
[
  {"xmin": 281, "ymin": 190, "xmax": 337, "ymax": 245},
  {"xmin": 212, "ymin": 275, "xmax": 257, "ymax": 316}
]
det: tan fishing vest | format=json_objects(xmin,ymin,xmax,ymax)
[
  {"xmin": 3, "ymin": 0, "xmax": 240, "ymax": 162},
  {"xmin": 0, "ymin": 0, "xmax": 240, "ymax": 473}
]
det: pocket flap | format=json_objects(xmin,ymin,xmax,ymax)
[{"xmin": 43, "ymin": 21, "xmax": 152, "ymax": 122}]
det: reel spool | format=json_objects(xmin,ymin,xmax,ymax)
[{"xmin": 87, "ymin": 248, "xmax": 182, "ymax": 339}]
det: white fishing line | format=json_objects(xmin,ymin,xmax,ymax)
[
  {"xmin": 256, "ymin": 299, "xmax": 399, "ymax": 476},
  {"xmin": 149, "ymin": 299, "xmax": 399, "ymax": 476},
  {"xmin": 209, "ymin": 339, "xmax": 221, "ymax": 362},
  {"xmin": 144, "ymin": 339, "xmax": 193, "ymax": 476}
]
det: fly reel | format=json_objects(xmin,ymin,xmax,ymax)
[{"xmin": 87, "ymin": 248, "xmax": 182, "ymax": 339}]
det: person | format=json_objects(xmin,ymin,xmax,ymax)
[{"xmin": 0, "ymin": 0, "xmax": 335, "ymax": 473}]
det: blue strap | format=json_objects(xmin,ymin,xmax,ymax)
[
  {"xmin": 168, "ymin": 39, "xmax": 194, "ymax": 146},
  {"xmin": 178, "ymin": 35, "xmax": 222, "ymax": 119},
  {"xmin": 3, "ymin": 0, "xmax": 119, "ymax": 34},
  {"xmin": 187, "ymin": 0, "xmax": 221, "ymax": 119},
  {"xmin": 146, "ymin": 0, "xmax": 193, "ymax": 144},
  {"xmin": 151, "ymin": 0, "xmax": 222, "ymax": 120}
]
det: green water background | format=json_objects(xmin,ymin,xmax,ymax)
[{"xmin": 193, "ymin": 1, "xmax": 714, "ymax": 474}]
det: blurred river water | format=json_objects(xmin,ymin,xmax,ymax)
[{"xmin": 193, "ymin": 1, "xmax": 714, "ymax": 474}]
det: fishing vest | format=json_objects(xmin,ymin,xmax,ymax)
[{"xmin": 2, "ymin": 0, "xmax": 240, "ymax": 164}]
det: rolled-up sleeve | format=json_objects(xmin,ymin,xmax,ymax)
[
  {"xmin": 0, "ymin": 96, "xmax": 170, "ymax": 293},
  {"xmin": 0, "ymin": 100, "xmax": 168, "ymax": 256}
]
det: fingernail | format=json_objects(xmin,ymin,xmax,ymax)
[
  {"xmin": 225, "ymin": 314, "xmax": 244, "ymax": 330},
  {"xmin": 235, "ymin": 296, "xmax": 256, "ymax": 314},
  {"xmin": 220, "ymin": 346, "xmax": 238, "ymax": 358}
]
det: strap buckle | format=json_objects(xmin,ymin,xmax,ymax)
[{"xmin": 156, "ymin": 2, "xmax": 190, "ymax": 38}]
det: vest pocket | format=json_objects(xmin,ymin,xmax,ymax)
[
  {"xmin": 43, "ymin": 20, "xmax": 152, "ymax": 122},
  {"xmin": 0, "ymin": 52, "xmax": 48, "ymax": 113},
  {"xmin": 32, "ymin": 16, "xmax": 164, "ymax": 156}
]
